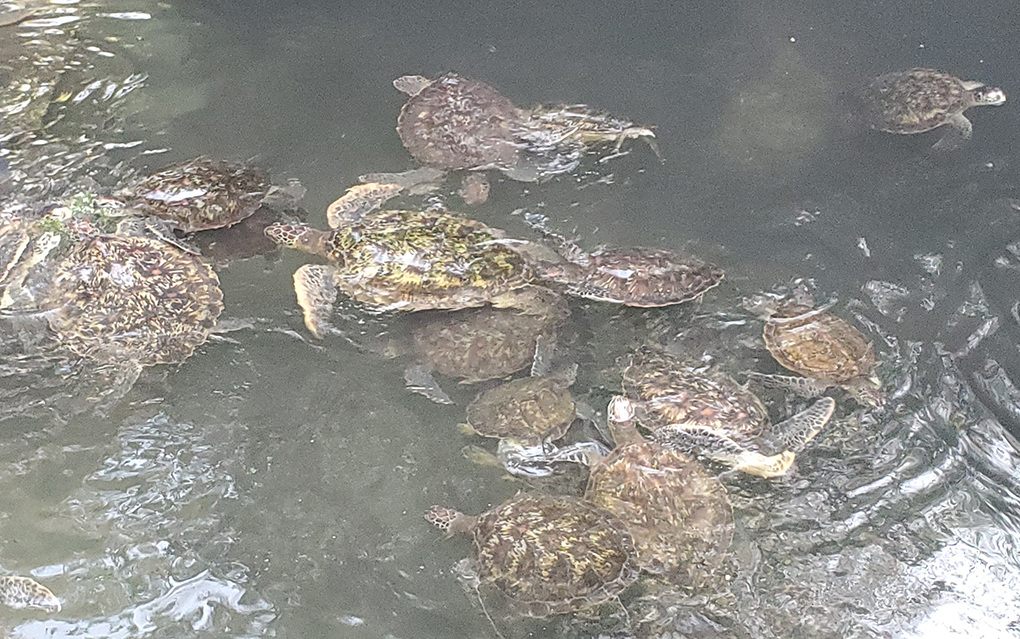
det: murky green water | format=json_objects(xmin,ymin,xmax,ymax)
[{"xmin": 2, "ymin": 0, "xmax": 1020, "ymax": 637}]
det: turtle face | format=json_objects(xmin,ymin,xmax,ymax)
[
  {"xmin": 608, "ymin": 396, "xmax": 636, "ymax": 425},
  {"xmin": 974, "ymin": 86, "xmax": 1006, "ymax": 106}
]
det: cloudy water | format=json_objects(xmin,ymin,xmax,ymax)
[{"xmin": 1, "ymin": 0, "xmax": 1020, "ymax": 637}]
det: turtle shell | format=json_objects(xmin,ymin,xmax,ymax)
[
  {"xmin": 556, "ymin": 247, "xmax": 724, "ymax": 307},
  {"xmin": 464, "ymin": 375, "xmax": 575, "ymax": 445},
  {"xmin": 331, "ymin": 209, "xmax": 534, "ymax": 311},
  {"xmin": 126, "ymin": 157, "xmax": 271, "ymax": 232},
  {"xmin": 411, "ymin": 289, "xmax": 568, "ymax": 383},
  {"xmin": 863, "ymin": 69, "xmax": 970, "ymax": 134},
  {"xmin": 44, "ymin": 234, "xmax": 223, "ymax": 366},
  {"xmin": 762, "ymin": 302, "xmax": 875, "ymax": 385},
  {"xmin": 396, "ymin": 73, "xmax": 523, "ymax": 171},
  {"xmin": 585, "ymin": 441, "xmax": 732, "ymax": 588},
  {"xmin": 622, "ymin": 348, "xmax": 769, "ymax": 437},
  {"xmin": 469, "ymin": 493, "xmax": 639, "ymax": 616}
]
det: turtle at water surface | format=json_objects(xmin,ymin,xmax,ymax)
[
  {"xmin": 0, "ymin": 575, "xmax": 60, "ymax": 613},
  {"xmin": 862, "ymin": 68, "xmax": 1005, "ymax": 150},
  {"xmin": 752, "ymin": 301, "xmax": 884, "ymax": 407},
  {"xmin": 424, "ymin": 492, "xmax": 639, "ymax": 617},
  {"xmin": 622, "ymin": 348, "xmax": 835, "ymax": 477},
  {"xmin": 581, "ymin": 396, "xmax": 733, "ymax": 588}
]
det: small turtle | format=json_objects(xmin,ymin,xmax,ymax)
[
  {"xmin": 753, "ymin": 301, "xmax": 884, "ymax": 407},
  {"xmin": 621, "ymin": 348, "xmax": 835, "ymax": 477},
  {"xmin": 580, "ymin": 396, "xmax": 733, "ymax": 588},
  {"xmin": 0, "ymin": 575, "xmax": 60, "ymax": 612},
  {"xmin": 118, "ymin": 157, "xmax": 275, "ymax": 232},
  {"xmin": 862, "ymin": 68, "xmax": 1005, "ymax": 151},
  {"xmin": 424, "ymin": 492, "xmax": 639, "ymax": 617}
]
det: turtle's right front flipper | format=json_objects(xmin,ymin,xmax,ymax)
[
  {"xmin": 0, "ymin": 575, "xmax": 60, "ymax": 612},
  {"xmin": 760, "ymin": 397, "xmax": 836, "ymax": 455},
  {"xmin": 650, "ymin": 424, "xmax": 795, "ymax": 478},
  {"xmin": 293, "ymin": 264, "xmax": 340, "ymax": 340}
]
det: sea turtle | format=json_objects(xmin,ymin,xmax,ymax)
[
  {"xmin": 116, "ymin": 157, "xmax": 276, "ymax": 232},
  {"xmin": 862, "ymin": 68, "xmax": 1006, "ymax": 151},
  {"xmin": 0, "ymin": 575, "xmax": 60, "ymax": 612},
  {"xmin": 621, "ymin": 348, "xmax": 835, "ymax": 477},
  {"xmin": 424, "ymin": 492, "xmax": 640, "ymax": 617},
  {"xmin": 580, "ymin": 396, "xmax": 733, "ymax": 588},
  {"xmin": 751, "ymin": 301, "xmax": 884, "ymax": 407}
]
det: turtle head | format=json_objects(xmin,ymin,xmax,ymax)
[
  {"xmin": 606, "ymin": 396, "xmax": 643, "ymax": 446},
  {"xmin": 973, "ymin": 86, "xmax": 1006, "ymax": 106},
  {"xmin": 264, "ymin": 223, "xmax": 332, "ymax": 259},
  {"xmin": 393, "ymin": 74, "xmax": 432, "ymax": 97},
  {"xmin": 424, "ymin": 506, "xmax": 475, "ymax": 538}
]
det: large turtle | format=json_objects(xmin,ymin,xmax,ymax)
[
  {"xmin": 424, "ymin": 492, "xmax": 640, "ymax": 617},
  {"xmin": 862, "ymin": 68, "xmax": 1005, "ymax": 151},
  {"xmin": 0, "ymin": 575, "xmax": 60, "ymax": 612},
  {"xmin": 751, "ymin": 301, "xmax": 884, "ymax": 407},
  {"xmin": 581, "ymin": 396, "xmax": 733, "ymax": 589},
  {"xmin": 621, "ymin": 348, "xmax": 835, "ymax": 477}
]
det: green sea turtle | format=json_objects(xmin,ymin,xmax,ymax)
[
  {"xmin": 0, "ymin": 575, "xmax": 60, "ymax": 612},
  {"xmin": 862, "ymin": 68, "xmax": 1006, "ymax": 150},
  {"xmin": 750, "ymin": 301, "xmax": 884, "ymax": 407},
  {"xmin": 581, "ymin": 396, "xmax": 733, "ymax": 588},
  {"xmin": 621, "ymin": 348, "xmax": 835, "ymax": 477},
  {"xmin": 424, "ymin": 492, "xmax": 640, "ymax": 617}
]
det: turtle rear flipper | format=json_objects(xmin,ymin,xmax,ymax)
[
  {"xmin": 650, "ymin": 423, "xmax": 795, "ymax": 478},
  {"xmin": 760, "ymin": 397, "xmax": 835, "ymax": 455},
  {"xmin": 293, "ymin": 264, "xmax": 340, "ymax": 340},
  {"xmin": 0, "ymin": 575, "xmax": 60, "ymax": 612},
  {"xmin": 746, "ymin": 371, "xmax": 831, "ymax": 397}
]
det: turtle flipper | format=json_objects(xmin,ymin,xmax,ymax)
[
  {"xmin": 746, "ymin": 372, "xmax": 830, "ymax": 397},
  {"xmin": 760, "ymin": 397, "xmax": 835, "ymax": 455},
  {"xmin": 932, "ymin": 113, "xmax": 972, "ymax": 151},
  {"xmin": 404, "ymin": 363, "xmax": 454, "ymax": 405},
  {"xmin": 293, "ymin": 264, "xmax": 340, "ymax": 339},
  {"xmin": 650, "ymin": 424, "xmax": 795, "ymax": 478},
  {"xmin": 325, "ymin": 182, "xmax": 403, "ymax": 228},
  {"xmin": 544, "ymin": 440, "xmax": 611, "ymax": 466},
  {"xmin": 0, "ymin": 575, "xmax": 60, "ymax": 612}
]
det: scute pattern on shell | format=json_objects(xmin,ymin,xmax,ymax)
[
  {"xmin": 396, "ymin": 73, "xmax": 523, "ymax": 170},
  {"xmin": 763, "ymin": 302, "xmax": 875, "ymax": 384},
  {"xmin": 864, "ymin": 69, "xmax": 969, "ymax": 134},
  {"xmin": 465, "ymin": 375, "xmax": 575, "ymax": 444},
  {"xmin": 622, "ymin": 348, "xmax": 768, "ymax": 436},
  {"xmin": 585, "ymin": 441, "xmax": 733, "ymax": 588},
  {"xmin": 45, "ymin": 235, "xmax": 223, "ymax": 366},
  {"xmin": 470, "ymin": 493, "xmax": 639, "ymax": 616},
  {"xmin": 129, "ymin": 157, "xmax": 271, "ymax": 232}
]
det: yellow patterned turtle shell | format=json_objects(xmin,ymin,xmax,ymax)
[
  {"xmin": 425, "ymin": 492, "xmax": 639, "ymax": 617},
  {"xmin": 463, "ymin": 374, "xmax": 576, "ymax": 445}
]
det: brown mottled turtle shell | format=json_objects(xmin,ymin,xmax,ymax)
[
  {"xmin": 410, "ymin": 289, "xmax": 569, "ymax": 383},
  {"xmin": 585, "ymin": 441, "xmax": 733, "ymax": 588},
  {"xmin": 126, "ymin": 157, "xmax": 271, "ymax": 232},
  {"xmin": 467, "ymin": 493, "xmax": 639, "ymax": 617},
  {"xmin": 762, "ymin": 302, "xmax": 876, "ymax": 385},
  {"xmin": 622, "ymin": 348, "xmax": 769, "ymax": 438},
  {"xmin": 44, "ymin": 234, "xmax": 223, "ymax": 366},
  {"xmin": 547, "ymin": 247, "xmax": 724, "ymax": 307},
  {"xmin": 464, "ymin": 374, "xmax": 575, "ymax": 445},
  {"xmin": 863, "ymin": 68, "xmax": 972, "ymax": 134},
  {"xmin": 396, "ymin": 73, "xmax": 523, "ymax": 170}
]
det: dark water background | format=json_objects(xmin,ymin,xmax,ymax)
[{"xmin": 2, "ymin": 0, "xmax": 1020, "ymax": 637}]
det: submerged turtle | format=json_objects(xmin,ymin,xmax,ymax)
[
  {"xmin": 581, "ymin": 396, "xmax": 733, "ymax": 588},
  {"xmin": 117, "ymin": 157, "xmax": 275, "ymax": 232},
  {"xmin": 425, "ymin": 492, "xmax": 639, "ymax": 617},
  {"xmin": 752, "ymin": 301, "xmax": 884, "ymax": 407},
  {"xmin": 621, "ymin": 348, "xmax": 835, "ymax": 477},
  {"xmin": 862, "ymin": 68, "xmax": 1006, "ymax": 150},
  {"xmin": 0, "ymin": 575, "xmax": 60, "ymax": 612}
]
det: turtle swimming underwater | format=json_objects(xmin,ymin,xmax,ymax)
[
  {"xmin": 751, "ymin": 300, "xmax": 884, "ymax": 407},
  {"xmin": 862, "ymin": 68, "xmax": 1005, "ymax": 151},
  {"xmin": 0, "ymin": 575, "xmax": 60, "ymax": 612},
  {"xmin": 424, "ymin": 492, "xmax": 639, "ymax": 617},
  {"xmin": 621, "ymin": 348, "xmax": 835, "ymax": 477},
  {"xmin": 581, "ymin": 396, "xmax": 733, "ymax": 588}
]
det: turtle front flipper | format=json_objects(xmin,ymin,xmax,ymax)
[
  {"xmin": 760, "ymin": 397, "xmax": 836, "ymax": 455},
  {"xmin": 325, "ymin": 182, "xmax": 404, "ymax": 228},
  {"xmin": 746, "ymin": 371, "xmax": 831, "ymax": 397},
  {"xmin": 403, "ymin": 363, "xmax": 454, "ymax": 405},
  {"xmin": 932, "ymin": 113, "xmax": 972, "ymax": 151},
  {"xmin": 0, "ymin": 575, "xmax": 60, "ymax": 612},
  {"xmin": 650, "ymin": 424, "xmax": 795, "ymax": 478},
  {"xmin": 293, "ymin": 264, "xmax": 341, "ymax": 339}
]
